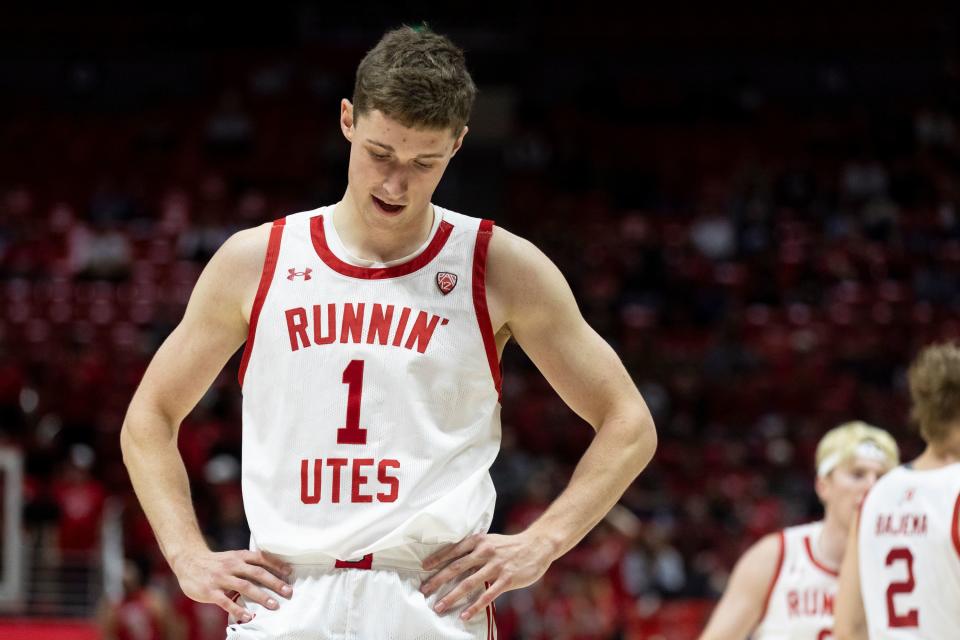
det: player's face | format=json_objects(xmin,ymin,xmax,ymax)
[
  {"xmin": 818, "ymin": 456, "xmax": 889, "ymax": 530},
  {"xmin": 340, "ymin": 100, "xmax": 466, "ymax": 230}
]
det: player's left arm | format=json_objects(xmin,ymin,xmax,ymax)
[
  {"xmin": 420, "ymin": 226, "xmax": 657, "ymax": 620},
  {"xmin": 834, "ymin": 509, "xmax": 867, "ymax": 640}
]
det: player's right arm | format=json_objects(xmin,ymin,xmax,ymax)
[
  {"xmin": 120, "ymin": 223, "xmax": 292, "ymax": 622},
  {"xmin": 697, "ymin": 532, "xmax": 782, "ymax": 640},
  {"xmin": 834, "ymin": 509, "xmax": 867, "ymax": 640}
]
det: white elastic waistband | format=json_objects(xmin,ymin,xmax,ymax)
[{"xmin": 259, "ymin": 541, "xmax": 453, "ymax": 573}]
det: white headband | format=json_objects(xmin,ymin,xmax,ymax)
[{"xmin": 817, "ymin": 440, "xmax": 889, "ymax": 478}]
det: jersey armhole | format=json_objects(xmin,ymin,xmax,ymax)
[
  {"xmin": 952, "ymin": 491, "xmax": 960, "ymax": 559},
  {"xmin": 237, "ymin": 217, "xmax": 286, "ymax": 388},
  {"xmin": 472, "ymin": 219, "xmax": 502, "ymax": 400},
  {"xmin": 758, "ymin": 530, "xmax": 786, "ymax": 621}
]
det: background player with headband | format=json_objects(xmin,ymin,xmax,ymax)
[
  {"xmin": 119, "ymin": 24, "xmax": 657, "ymax": 639},
  {"xmin": 835, "ymin": 342, "xmax": 960, "ymax": 640},
  {"xmin": 698, "ymin": 421, "xmax": 898, "ymax": 640}
]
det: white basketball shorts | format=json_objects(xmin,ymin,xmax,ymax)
[{"xmin": 224, "ymin": 543, "xmax": 498, "ymax": 639}]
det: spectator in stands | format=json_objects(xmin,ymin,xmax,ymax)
[
  {"xmin": 50, "ymin": 444, "xmax": 106, "ymax": 554},
  {"xmin": 97, "ymin": 556, "xmax": 182, "ymax": 640}
]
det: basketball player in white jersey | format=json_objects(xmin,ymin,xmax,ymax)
[
  {"xmin": 119, "ymin": 25, "xmax": 657, "ymax": 639},
  {"xmin": 835, "ymin": 342, "xmax": 960, "ymax": 640},
  {"xmin": 698, "ymin": 422, "xmax": 898, "ymax": 640}
]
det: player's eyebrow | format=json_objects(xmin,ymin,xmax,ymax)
[{"xmin": 367, "ymin": 139, "xmax": 446, "ymax": 159}]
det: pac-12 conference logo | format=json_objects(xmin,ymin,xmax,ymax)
[{"xmin": 436, "ymin": 272, "xmax": 458, "ymax": 295}]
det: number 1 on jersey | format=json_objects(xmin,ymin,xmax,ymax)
[{"xmin": 338, "ymin": 360, "xmax": 368, "ymax": 445}]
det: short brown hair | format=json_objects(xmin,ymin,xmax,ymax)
[
  {"xmin": 352, "ymin": 25, "xmax": 477, "ymax": 136},
  {"xmin": 908, "ymin": 341, "xmax": 960, "ymax": 443}
]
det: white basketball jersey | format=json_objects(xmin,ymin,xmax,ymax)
[
  {"xmin": 237, "ymin": 204, "xmax": 502, "ymax": 560},
  {"xmin": 753, "ymin": 521, "xmax": 838, "ymax": 640},
  {"xmin": 858, "ymin": 463, "xmax": 960, "ymax": 639}
]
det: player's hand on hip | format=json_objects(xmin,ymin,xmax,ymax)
[
  {"xmin": 171, "ymin": 549, "xmax": 294, "ymax": 622},
  {"xmin": 419, "ymin": 531, "xmax": 552, "ymax": 621}
]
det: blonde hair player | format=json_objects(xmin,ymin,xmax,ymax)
[
  {"xmin": 835, "ymin": 342, "xmax": 960, "ymax": 640},
  {"xmin": 119, "ymin": 25, "xmax": 657, "ymax": 640},
  {"xmin": 698, "ymin": 422, "xmax": 898, "ymax": 640}
]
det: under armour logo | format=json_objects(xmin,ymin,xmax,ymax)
[
  {"xmin": 436, "ymin": 272, "xmax": 458, "ymax": 295},
  {"xmin": 287, "ymin": 268, "xmax": 313, "ymax": 281}
]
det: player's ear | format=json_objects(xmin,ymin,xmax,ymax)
[
  {"xmin": 341, "ymin": 99, "xmax": 355, "ymax": 142},
  {"xmin": 449, "ymin": 125, "xmax": 468, "ymax": 158},
  {"xmin": 814, "ymin": 474, "xmax": 830, "ymax": 504}
]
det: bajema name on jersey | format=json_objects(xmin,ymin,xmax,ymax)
[
  {"xmin": 283, "ymin": 302, "xmax": 450, "ymax": 354},
  {"xmin": 874, "ymin": 513, "xmax": 928, "ymax": 536}
]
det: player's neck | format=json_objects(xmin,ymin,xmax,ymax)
[
  {"xmin": 333, "ymin": 190, "xmax": 435, "ymax": 264},
  {"xmin": 912, "ymin": 437, "xmax": 960, "ymax": 470},
  {"xmin": 816, "ymin": 517, "xmax": 846, "ymax": 570}
]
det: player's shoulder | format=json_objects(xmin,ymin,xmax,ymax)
[
  {"xmin": 211, "ymin": 216, "xmax": 300, "ymax": 279},
  {"xmin": 859, "ymin": 467, "xmax": 917, "ymax": 520},
  {"xmin": 484, "ymin": 222, "xmax": 559, "ymax": 282},
  {"xmin": 488, "ymin": 224, "xmax": 535, "ymax": 257},
  {"xmin": 433, "ymin": 206, "xmax": 544, "ymax": 267},
  {"xmin": 439, "ymin": 208, "xmax": 570, "ymax": 320},
  {"xmin": 864, "ymin": 465, "xmax": 908, "ymax": 497},
  {"xmin": 484, "ymin": 223, "xmax": 569, "ymax": 312},
  {"xmin": 727, "ymin": 531, "xmax": 783, "ymax": 594},
  {"xmin": 782, "ymin": 519, "xmax": 823, "ymax": 540},
  {"xmin": 221, "ymin": 205, "xmax": 323, "ymax": 255},
  {"xmin": 226, "ymin": 220, "xmax": 273, "ymax": 251},
  {"xmin": 742, "ymin": 531, "xmax": 784, "ymax": 567},
  {"xmin": 194, "ymin": 221, "xmax": 277, "ymax": 307}
]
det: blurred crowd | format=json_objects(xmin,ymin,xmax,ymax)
[{"xmin": 2, "ymin": 8, "xmax": 959, "ymax": 640}]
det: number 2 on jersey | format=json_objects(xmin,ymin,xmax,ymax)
[
  {"xmin": 337, "ymin": 360, "xmax": 368, "ymax": 445},
  {"xmin": 885, "ymin": 547, "xmax": 919, "ymax": 628}
]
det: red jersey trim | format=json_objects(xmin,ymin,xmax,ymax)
[
  {"xmin": 758, "ymin": 531, "xmax": 785, "ymax": 621},
  {"xmin": 485, "ymin": 581, "xmax": 491, "ymax": 639},
  {"xmin": 472, "ymin": 219, "xmax": 502, "ymax": 399},
  {"xmin": 952, "ymin": 491, "xmax": 960, "ymax": 559},
  {"xmin": 803, "ymin": 535, "xmax": 839, "ymax": 577},
  {"xmin": 334, "ymin": 553, "xmax": 373, "ymax": 570},
  {"xmin": 484, "ymin": 580, "xmax": 497, "ymax": 639},
  {"xmin": 238, "ymin": 218, "xmax": 286, "ymax": 387},
  {"xmin": 310, "ymin": 214, "xmax": 453, "ymax": 279}
]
